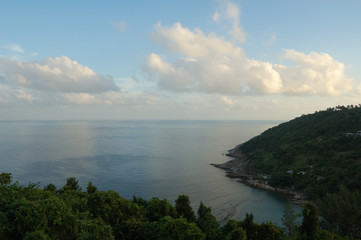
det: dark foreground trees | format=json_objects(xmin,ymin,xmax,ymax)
[{"xmin": 0, "ymin": 173, "xmax": 353, "ymax": 239}]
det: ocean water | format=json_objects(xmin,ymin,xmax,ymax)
[{"xmin": 0, "ymin": 120, "xmax": 299, "ymax": 224}]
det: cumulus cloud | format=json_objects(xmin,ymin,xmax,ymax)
[
  {"xmin": 213, "ymin": 0, "xmax": 246, "ymax": 43},
  {"xmin": 146, "ymin": 22, "xmax": 353, "ymax": 96},
  {"xmin": 0, "ymin": 56, "xmax": 119, "ymax": 93},
  {"xmin": 0, "ymin": 54, "xmax": 162, "ymax": 109},
  {"xmin": 152, "ymin": 22, "xmax": 244, "ymax": 59},
  {"xmin": 276, "ymin": 50, "xmax": 353, "ymax": 95}
]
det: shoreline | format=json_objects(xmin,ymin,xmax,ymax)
[{"xmin": 212, "ymin": 145, "xmax": 307, "ymax": 206}]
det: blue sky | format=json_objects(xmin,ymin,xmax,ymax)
[{"xmin": 1, "ymin": 0, "xmax": 360, "ymax": 120}]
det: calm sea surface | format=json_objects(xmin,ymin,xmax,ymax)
[{"xmin": 0, "ymin": 120, "xmax": 299, "ymax": 224}]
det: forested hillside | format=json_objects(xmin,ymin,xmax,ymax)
[{"xmin": 239, "ymin": 105, "xmax": 361, "ymax": 237}]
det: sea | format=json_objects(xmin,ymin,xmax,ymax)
[{"xmin": 0, "ymin": 120, "xmax": 300, "ymax": 224}]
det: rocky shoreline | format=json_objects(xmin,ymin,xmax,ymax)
[{"xmin": 212, "ymin": 145, "xmax": 307, "ymax": 206}]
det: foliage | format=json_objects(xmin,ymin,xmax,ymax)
[
  {"xmin": 317, "ymin": 186, "xmax": 361, "ymax": 238},
  {"xmin": 196, "ymin": 202, "xmax": 222, "ymax": 240},
  {"xmin": 146, "ymin": 198, "xmax": 177, "ymax": 222},
  {"xmin": 61, "ymin": 177, "xmax": 81, "ymax": 192},
  {"xmin": 240, "ymin": 105, "xmax": 361, "ymax": 199},
  {"xmin": 175, "ymin": 194, "xmax": 196, "ymax": 222},
  {"xmin": 86, "ymin": 181, "xmax": 97, "ymax": 194},
  {"xmin": 281, "ymin": 204, "xmax": 299, "ymax": 239},
  {"xmin": 0, "ymin": 173, "xmax": 12, "ymax": 185},
  {"xmin": 0, "ymin": 173, "xmax": 351, "ymax": 239},
  {"xmin": 238, "ymin": 105, "xmax": 361, "ymax": 237},
  {"xmin": 300, "ymin": 203, "xmax": 319, "ymax": 240},
  {"xmin": 159, "ymin": 216, "xmax": 205, "ymax": 240},
  {"xmin": 222, "ymin": 213, "xmax": 283, "ymax": 240}
]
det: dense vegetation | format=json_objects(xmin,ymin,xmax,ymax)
[
  {"xmin": 239, "ymin": 105, "xmax": 361, "ymax": 238},
  {"xmin": 0, "ymin": 173, "xmax": 350, "ymax": 239}
]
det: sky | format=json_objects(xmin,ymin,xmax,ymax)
[{"xmin": 1, "ymin": 0, "xmax": 361, "ymax": 120}]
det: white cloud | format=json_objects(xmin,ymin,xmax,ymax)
[
  {"xmin": 64, "ymin": 93, "xmax": 99, "ymax": 105},
  {"xmin": 15, "ymin": 89, "xmax": 41, "ymax": 103},
  {"xmin": 146, "ymin": 22, "xmax": 353, "ymax": 96},
  {"xmin": 0, "ymin": 55, "xmax": 162, "ymax": 109},
  {"xmin": 0, "ymin": 86, "xmax": 42, "ymax": 105},
  {"xmin": 213, "ymin": 0, "xmax": 246, "ymax": 43},
  {"xmin": 212, "ymin": 11, "xmax": 220, "ymax": 23},
  {"xmin": 1, "ymin": 43, "xmax": 24, "ymax": 53},
  {"xmin": 0, "ymin": 56, "xmax": 119, "ymax": 93},
  {"xmin": 152, "ymin": 22, "xmax": 244, "ymax": 59},
  {"xmin": 146, "ymin": 53, "xmax": 194, "ymax": 92},
  {"xmin": 276, "ymin": 50, "xmax": 353, "ymax": 95},
  {"xmin": 220, "ymin": 95, "xmax": 235, "ymax": 106}
]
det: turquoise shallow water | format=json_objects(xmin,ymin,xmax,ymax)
[{"xmin": 0, "ymin": 120, "xmax": 300, "ymax": 224}]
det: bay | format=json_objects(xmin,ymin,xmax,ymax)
[{"xmin": 0, "ymin": 120, "xmax": 299, "ymax": 224}]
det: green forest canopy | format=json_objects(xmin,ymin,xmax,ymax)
[
  {"xmin": 238, "ymin": 105, "xmax": 361, "ymax": 237},
  {"xmin": 0, "ymin": 173, "xmax": 354, "ymax": 239},
  {"xmin": 240, "ymin": 105, "xmax": 361, "ymax": 198}
]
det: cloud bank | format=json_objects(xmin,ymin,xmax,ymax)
[
  {"xmin": 0, "ymin": 53, "xmax": 163, "ymax": 109},
  {"xmin": 146, "ymin": 0, "xmax": 353, "ymax": 97},
  {"xmin": 0, "ymin": 56, "xmax": 119, "ymax": 93},
  {"xmin": 146, "ymin": 22, "xmax": 353, "ymax": 96}
]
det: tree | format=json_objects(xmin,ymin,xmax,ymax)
[
  {"xmin": 146, "ymin": 198, "xmax": 177, "ymax": 222},
  {"xmin": 175, "ymin": 195, "xmax": 196, "ymax": 222},
  {"xmin": 86, "ymin": 181, "xmax": 97, "ymax": 194},
  {"xmin": 76, "ymin": 218, "xmax": 114, "ymax": 240},
  {"xmin": 318, "ymin": 186, "xmax": 361, "ymax": 238},
  {"xmin": 228, "ymin": 227, "xmax": 246, "ymax": 240},
  {"xmin": 300, "ymin": 203, "xmax": 319, "ymax": 240},
  {"xmin": 24, "ymin": 230, "xmax": 51, "ymax": 240},
  {"xmin": 241, "ymin": 213, "xmax": 257, "ymax": 240},
  {"xmin": 87, "ymin": 191, "xmax": 125, "ymax": 226},
  {"xmin": 62, "ymin": 177, "xmax": 81, "ymax": 191},
  {"xmin": 258, "ymin": 222, "xmax": 283, "ymax": 240},
  {"xmin": 281, "ymin": 204, "xmax": 299, "ymax": 238},
  {"xmin": 0, "ymin": 173, "xmax": 11, "ymax": 185},
  {"xmin": 43, "ymin": 184, "xmax": 56, "ymax": 192},
  {"xmin": 119, "ymin": 217, "xmax": 145, "ymax": 240},
  {"xmin": 159, "ymin": 216, "xmax": 205, "ymax": 240},
  {"xmin": 196, "ymin": 202, "xmax": 221, "ymax": 240}
]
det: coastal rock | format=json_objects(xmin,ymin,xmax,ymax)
[{"xmin": 213, "ymin": 145, "xmax": 307, "ymax": 205}]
